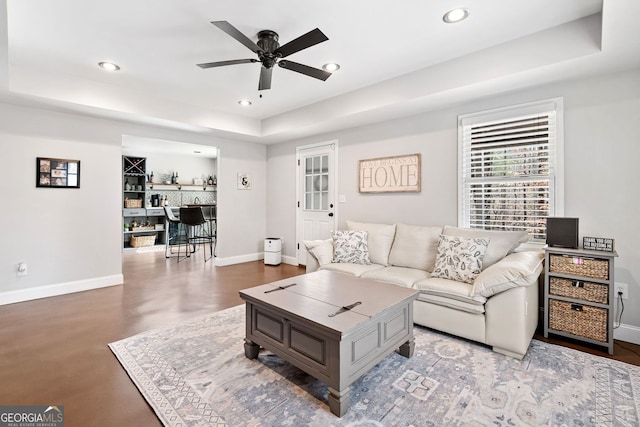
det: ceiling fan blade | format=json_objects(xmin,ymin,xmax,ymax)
[
  {"xmin": 258, "ymin": 66, "xmax": 273, "ymax": 91},
  {"xmin": 211, "ymin": 21, "xmax": 263, "ymax": 54},
  {"xmin": 278, "ymin": 60, "xmax": 332, "ymax": 81},
  {"xmin": 275, "ymin": 28, "xmax": 328, "ymax": 58},
  {"xmin": 197, "ymin": 59, "xmax": 257, "ymax": 69}
]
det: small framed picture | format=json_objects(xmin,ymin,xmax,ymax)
[{"xmin": 36, "ymin": 157, "xmax": 80, "ymax": 188}]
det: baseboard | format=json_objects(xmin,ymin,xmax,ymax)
[
  {"xmin": 215, "ymin": 252, "xmax": 263, "ymax": 266},
  {"xmin": 614, "ymin": 323, "xmax": 640, "ymax": 346},
  {"xmin": 282, "ymin": 255, "xmax": 298, "ymax": 266},
  {"xmin": 0, "ymin": 274, "xmax": 124, "ymax": 306},
  {"xmin": 214, "ymin": 253, "xmax": 299, "ymax": 267}
]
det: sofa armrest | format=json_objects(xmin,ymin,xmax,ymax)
[
  {"xmin": 306, "ymin": 251, "xmax": 320, "ymax": 273},
  {"xmin": 486, "ymin": 284, "xmax": 539, "ymax": 359},
  {"xmin": 303, "ymin": 239, "xmax": 333, "ymax": 273},
  {"xmin": 472, "ymin": 250, "xmax": 544, "ymax": 298}
]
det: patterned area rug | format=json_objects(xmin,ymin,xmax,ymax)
[{"xmin": 109, "ymin": 305, "xmax": 640, "ymax": 426}]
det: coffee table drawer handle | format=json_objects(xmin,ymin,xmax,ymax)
[
  {"xmin": 264, "ymin": 283, "xmax": 297, "ymax": 293},
  {"xmin": 329, "ymin": 301, "xmax": 362, "ymax": 317}
]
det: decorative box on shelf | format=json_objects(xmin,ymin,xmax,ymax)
[{"xmin": 543, "ymin": 246, "xmax": 618, "ymax": 354}]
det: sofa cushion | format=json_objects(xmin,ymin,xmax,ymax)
[
  {"xmin": 303, "ymin": 239, "xmax": 333, "ymax": 267},
  {"xmin": 320, "ymin": 263, "xmax": 385, "ymax": 277},
  {"xmin": 472, "ymin": 250, "xmax": 544, "ymax": 298},
  {"xmin": 443, "ymin": 226, "xmax": 529, "ymax": 269},
  {"xmin": 388, "ymin": 224, "xmax": 442, "ymax": 271},
  {"xmin": 430, "ymin": 235, "xmax": 488, "ymax": 284},
  {"xmin": 416, "ymin": 293, "xmax": 486, "ymax": 315},
  {"xmin": 361, "ymin": 266, "xmax": 430, "ymax": 288},
  {"xmin": 346, "ymin": 221, "xmax": 396, "ymax": 266},
  {"xmin": 332, "ymin": 230, "xmax": 370, "ymax": 264},
  {"xmin": 414, "ymin": 277, "xmax": 487, "ymax": 305}
]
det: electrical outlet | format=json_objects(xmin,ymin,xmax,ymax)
[
  {"xmin": 17, "ymin": 262, "xmax": 28, "ymax": 276},
  {"xmin": 615, "ymin": 283, "xmax": 629, "ymax": 300}
]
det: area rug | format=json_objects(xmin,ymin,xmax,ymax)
[{"xmin": 109, "ymin": 305, "xmax": 640, "ymax": 426}]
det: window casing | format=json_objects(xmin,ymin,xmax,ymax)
[{"xmin": 458, "ymin": 98, "xmax": 564, "ymax": 242}]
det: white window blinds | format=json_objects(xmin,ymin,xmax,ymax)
[{"xmin": 459, "ymin": 99, "xmax": 563, "ymax": 241}]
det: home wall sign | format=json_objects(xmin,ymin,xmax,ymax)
[
  {"xmin": 359, "ymin": 153, "xmax": 421, "ymax": 193},
  {"xmin": 583, "ymin": 236, "xmax": 615, "ymax": 252},
  {"xmin": 36, "ymin": 157, "xmax": 80, "ymax": 188}
]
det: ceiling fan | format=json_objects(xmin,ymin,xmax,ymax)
[{"xmin": 197, "ymin": 21, "xmax": 332, "ymax": 91}]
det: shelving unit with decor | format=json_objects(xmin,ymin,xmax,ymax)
[
  {"xmin": 122, "ymin": 155, "xmax": 166, "ymax": 250},
  {"xmin": 543, "ymin": 247, "xmax": 618, "ymax": 354}
]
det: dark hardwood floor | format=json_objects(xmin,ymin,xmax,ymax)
[
  {"xmin": 0, "ymin": 251, "xmax": 305, "ymax": 426},
  {"xmin": 1, "ymin": 250, "xmax": 639, "ymax": 426}
]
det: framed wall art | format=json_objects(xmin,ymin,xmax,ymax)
[
  {"xmin": 37, "ymin": 157, "xmax": 80, "ymax": 188},
  {"xmin": 359, "ymin": 153, "xmax": 421, "ymax": 193}
]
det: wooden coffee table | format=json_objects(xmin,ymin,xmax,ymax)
[{"xmin": 239, "ymin": 270, "xmax": 419, "ymax": 417}]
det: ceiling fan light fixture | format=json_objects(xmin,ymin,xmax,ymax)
[
  {"xmin": 443, "ymin": 8, "xmax": 469, "ymax": 23},
  {"xmin": 238, "ymin": 99, "xmax": 252, "ymax": 107},
  {"xmin": 322, "ymin": 63, "xmax": 340, "ymax": 72},
  {"xmin": 98, "ymin": 61, "xmax": 120, "ymax": 71}
]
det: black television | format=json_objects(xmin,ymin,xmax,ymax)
[{"xmin": 546, "ymin": 217, "xmax": 579, "ymax": 249}]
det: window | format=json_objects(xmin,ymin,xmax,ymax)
[
  {"xmin": 458, "ymin": 98, "xmax": 564, "ymax": 241},
  {"xmin": 304, "ymin": 154, "xmax": 329, "ymax": 211}
]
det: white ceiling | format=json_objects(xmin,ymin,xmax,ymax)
[{"xmin": 1, "ymin": 0, "xmax": 639, "ymax": 145}]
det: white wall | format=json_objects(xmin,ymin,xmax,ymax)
[
  {"xmin": 0, "ymin": 101, "xmax": 267, "ymax": 304},
  {"xmin": 267, "ymin": 68, "xmax": 640, "ymax": 330}
]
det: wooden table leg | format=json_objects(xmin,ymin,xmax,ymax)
[
  {"xmin": 328, "ymin": 386, "xmax": 351, "ymax": 417},
  {"xmin": 244, "ymin": 339, "xmax": 260, "ymax": 359},
  {"xmin": 398, "ymin": 336, "xmax": 415, "ymax": 358}
]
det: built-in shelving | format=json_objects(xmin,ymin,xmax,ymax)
[
  {"xmin": 122, "ymin": 156, "xmax": 166, "ymax": 251},
  {"xmin": 147, "ymin": 183, "xmax": 217, "ymax": 191}
]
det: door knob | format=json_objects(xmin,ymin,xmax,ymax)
[{"xmin": 328, "ymin": 212, "xmax": 334, "ymax": 217}]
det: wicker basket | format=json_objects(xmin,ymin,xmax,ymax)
[
  {"xmin": 549, "ymin": 254, "xmax": 609, "ymax": 280},
  {"xmin": 130, "ymin": 234, "xmax": 157, "ymax": 248},
  {"xmin": 124, "ymin": 198, "xmax": 143, "ymax": 208},
  {"xmin": 549, "ymin": 277, "xmax": 609, "ymax": 304},
  {"xmin": 549, "ymin": 299, "xmax": 608, "ymax": 342}
]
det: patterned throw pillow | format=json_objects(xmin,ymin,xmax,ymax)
[
  {"xmin": 332, "ymin": 230, "xmax": 371, "ymax": 265},
  {"xmin": 431, "ymin": 235, "xmax": 489, "ymax": 284}
]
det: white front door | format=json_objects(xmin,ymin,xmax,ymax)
[{"xmin": 296, "ymin": 142, "xmax": 337, "ymax": 265}]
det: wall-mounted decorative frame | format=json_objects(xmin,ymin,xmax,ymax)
[
  {"xmin": 237, "ymin": 172, "xmax": 252, "ymax": 190},
  {"xmin": 37, "ymin": 157, "xmax": 80, "ymax": 188},
  {"xmin": 359, "ymin": 153, "xmax": 421, "ymax": 193},
  {"xmin": 583, "ymin": 236, "xmax": 615, "ymax": 252}
]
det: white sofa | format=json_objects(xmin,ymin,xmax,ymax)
[{"xmin": 305, "ymin": 221, "xmax": 544, "ymax": 359}]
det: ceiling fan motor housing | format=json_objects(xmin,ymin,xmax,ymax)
[{"xmin": 257, "ymin": 30, "xmax": 280, "ymax": 68}]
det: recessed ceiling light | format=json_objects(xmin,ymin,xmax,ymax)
[
  {"xmin": 98, "ymin": 61, "xmax": 120, "ymax": 71},
  {"xmin": 238, "ymin": 99, "xmax": 252, "ymax": 107},
  {"xmin": 322, "ymin": 63, "xmax": 340, "ymax": 72},
  {"xmin": 193, "ymin": 150, "xmax": 201, "ymax": 154},
  {"xmin": 443, "ymin": 8, "xmax": 469, "ymax": 23}
]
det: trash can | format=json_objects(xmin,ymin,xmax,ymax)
[{"xmin": 264, "ymin": 237, "xmax": 282, "ymax": 266}]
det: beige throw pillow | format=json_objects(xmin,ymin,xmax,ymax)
[
  {"xmin": 346, "ymin": 221, "xmax": 396, "ymax": 266},
  {"xmin": 388, "ymin": 224, "xmax": 442, "ymax": 271},
  {"xmin": 442, "ymin": 226, "xmax": 529, "ymax": 269},
  {"xmin": 431, "ymin": 235, "xmax": 489, "ymax": 284}
]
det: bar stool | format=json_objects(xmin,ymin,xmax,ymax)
[
  {"xmin": 163, "ymin": 206, "xmax": 183, "ymax": 259},
  {"xmin": 179, "ymin": 207, "xmax": 214, "ymax": 262}
]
